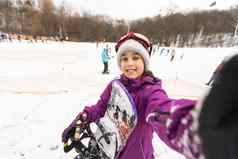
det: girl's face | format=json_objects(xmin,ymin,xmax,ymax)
[{"xmin": 120, "ymin": 51, "xmax": 145, "ymax": 79}]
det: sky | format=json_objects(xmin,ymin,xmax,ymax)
[{"xmin": 54, "ymin": 0, "xmax": 238, "ymax": 20}]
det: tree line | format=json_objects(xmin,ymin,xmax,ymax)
[{"xmin": 0, "ymin": 0, "xmax": 238, "ymax": 45}]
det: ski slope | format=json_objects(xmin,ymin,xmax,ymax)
[{"xmin": 0, "ymin": 41, "xmax": 237, "ymax": 159}]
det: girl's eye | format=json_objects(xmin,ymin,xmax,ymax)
[
  {"xmin": 121, "ymin": 57, "xmax": 128, "ymax": 62},
  {"xmin": 132, "ymin": 56, "xmax": 140, "ymax": 61}
]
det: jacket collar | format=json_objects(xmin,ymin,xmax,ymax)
[{"xmin": 119, "ymin": 74, "xmax": 161, "ymax": 91}]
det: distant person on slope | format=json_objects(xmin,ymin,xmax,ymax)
[
  {"xmin": 62, "ymin": 32, "xmax": 197, "ymax": 159},
  {"xmin": 101, "ymin": 44, "xmax": 110, "ymax": 74},
  {"xmin": 170, "ymin": 47, "xmax": 176, "ymax": 62},
  {"xmin": 159, "ymin": 47, "xmax": 169, "ymax": 56}
]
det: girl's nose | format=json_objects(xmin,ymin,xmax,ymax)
[{"xmin": 127, "ymin": 58, "xmax": 134, "ymax": 65}]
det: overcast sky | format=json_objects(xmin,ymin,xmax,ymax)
[{"xmin": 54, "ymin": 0, "xmax": 238, "ymax": 20}]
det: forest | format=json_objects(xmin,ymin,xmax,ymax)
[{"xmin": 0, "ymin": 0, "xmax": 238, "ymax": 46}]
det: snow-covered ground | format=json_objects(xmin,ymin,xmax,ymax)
[{"xmin": 0, "ymin": 41, "xmax": 237, "ymax": 159}]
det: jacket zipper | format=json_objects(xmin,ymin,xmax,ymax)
[{"xmin": 140, "ymin": 140, "xmax": 146, "ymax": 159}]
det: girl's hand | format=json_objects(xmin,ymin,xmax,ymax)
[{"xmin": 61, "ymin": 112, "xmax": 88, "ymax": 143}]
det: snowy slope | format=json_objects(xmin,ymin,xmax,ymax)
[{"xmin": 0, "ymin": 41, "xmax": 237, "ymax": 159}]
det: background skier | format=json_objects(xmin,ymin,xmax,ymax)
[
  {"xmin": 101, "ymin": 44, "xmax": 110, "ymax": 74},
  {"xmin": 170, "ymin": 47, "xmax": 176, "ymax": 62}
]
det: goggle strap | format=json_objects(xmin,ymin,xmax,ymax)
[{"xmin": 115, "ymin": 32, "xmax": 152, "ymax": 55}]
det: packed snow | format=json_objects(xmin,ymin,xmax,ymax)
[{"xmin": 0, "ymin": 40, "xmax": 237, "ymax": 159}]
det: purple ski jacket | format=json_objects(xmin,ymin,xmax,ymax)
[{"xmin": 83, "ymin": 74, "xmax": 196, "ymax": 159}]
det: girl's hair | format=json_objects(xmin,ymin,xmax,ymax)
[{"xmin": 143, "ymin": 70, "xmax": 154, "ymax": 77}]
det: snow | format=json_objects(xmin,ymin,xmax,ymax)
[{"xmin": 0, "ymin": 40, "xmax": 237, "ymax": 159}]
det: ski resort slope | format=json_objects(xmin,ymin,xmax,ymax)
[{"xmin": 0, "ymin": 41, "xmax": 237, "ymax": 159}]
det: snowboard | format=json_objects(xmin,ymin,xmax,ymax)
[{"xmin": 93, "ymin": 79, "xmax": 138, "ymax": 159}]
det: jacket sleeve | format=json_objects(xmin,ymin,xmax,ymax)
[
  {"xmin": 145, "ymin": 83, "xmax": 199, "ymax": 158},
  {"xmin": 83, "ymin": 81, "xmax": 112, "ymax": 122},
  {"xmin": 145, "ymin": 85, "xmax": 196, "ymax": 121}
]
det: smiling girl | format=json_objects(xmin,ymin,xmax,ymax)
[{"xmin": 62, "ymin": 32, "xmax": 197, "ymax": 159}]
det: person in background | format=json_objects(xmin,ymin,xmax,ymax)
[
  {"xmin": 170, "ymin": 47, "xmax": 176, "ymax": 62},
  {"xmin": 159, "ymin": 47, "xmax": 170, "ymax": 56},
  {"xmin": 199, "ymin": 54, "xmax": 238, "ymax": 159},
  {"xmin": 101, "ymin": 44, "xmax": 110, "ymax": 74}
]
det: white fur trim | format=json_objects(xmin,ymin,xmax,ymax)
[{"xmin": 117, "ymin": 39, "xmax": 150, "ymax": 71}]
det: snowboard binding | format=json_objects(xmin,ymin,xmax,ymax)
[{"xmin": 63, "ymin": 122, "xmax": 114, "ymax": 159}]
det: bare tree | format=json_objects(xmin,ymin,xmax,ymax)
[{"xmin": 38, "ymin": 0, "xmax": 56, "ymax": 36}]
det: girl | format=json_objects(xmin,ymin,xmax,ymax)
[{"xmin": 62, "ymin": 32, "xmax": 197, "ymax": 159}]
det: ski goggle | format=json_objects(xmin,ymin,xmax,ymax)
[{"xmin": 115, "ymin": 32, "xmax": 153, "ymax": 55}]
